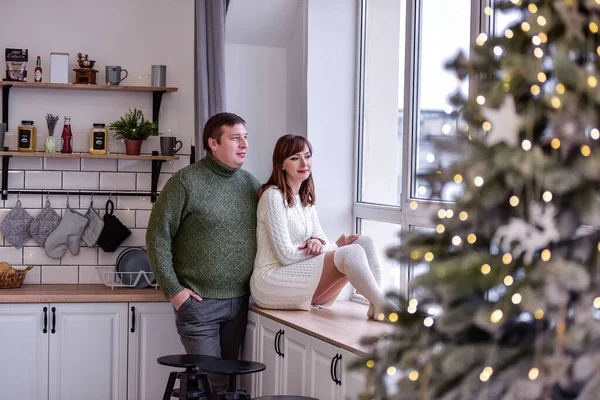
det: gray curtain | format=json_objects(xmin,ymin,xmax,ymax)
[{"xmin": 194, "ymin": 0, "xmax": 228, "ymax": 162}]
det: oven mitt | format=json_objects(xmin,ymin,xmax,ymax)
[
  {"xmin": 29, "ymin": 199, "xmax": 61, "ymax": 247},
  {"xmin": 82, "ymin": 202, "xmax": 104, "ymax": 247},
  {"xmin": 44, "ymin": 207, "xmax": 90, "ymax": 259},
  {"xmin": 97, "ymin": 199, "xmax": 131, "ymax": 252},
  {"xmin": 1, "ymin": 199, "xmax": 34, "ymax": 248}
]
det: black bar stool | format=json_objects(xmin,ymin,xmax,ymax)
[
  {"xmin": 252, "ymin": 396, "xmax": 319, "ymax": 399},
  {"xmin": 197, "ymin": 359, "xmax": 266, "ymax": 400},
  {"xmin": 158, "ymin": 354, "xmax": 220, "ymax": 400}
]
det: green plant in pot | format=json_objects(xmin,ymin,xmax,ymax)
[{"xmin": 108, "ymin": 108, "xmax": 158, "ymax": 155}]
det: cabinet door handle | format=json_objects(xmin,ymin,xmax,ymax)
[
  {"xmin": 330, "ymin": 354, "xmax": 337, "ymax": 384},
  {"xmin": 274, "ymin": 330, "xmax": 280, "ymax": 356},
  {"xmin": 42, "ymin": 307, "xmax": 48, "ymax": 334},
  {"xmin": 334, "ymin": 354, "xmax": 342, "ymax": 385},
  {"xmin": 278, "ymin": 329, "xmax": 284, "ymax": 358},
  {"xmin": 130, "ymin": 306, "xmax": 136, "ymax": 333},
  {"xmin": 51, "ymin": 307, "xmax": 56, "ymax": 334}
]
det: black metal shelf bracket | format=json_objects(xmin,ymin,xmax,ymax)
[
  {"xmin": 2, "ymin": 85, "xmax": 11, "ymax": 130},
  {"xmin": 152, "ymin": 90, "xmax": 166, "ymax": 125},
  {"xmin": 1, "ymin": 148, "xmax": 12, "ymax": 200},
  {"xmin": 151, "ymin": 150, "xmax": 164, "ymax": 203}
]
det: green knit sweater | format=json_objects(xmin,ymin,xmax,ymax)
[{"xmin": 146, "ymin": 153, "xmax": 260, "ymax": 299}]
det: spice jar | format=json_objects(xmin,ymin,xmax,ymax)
[
  {"xmin": 90, "ymin": 123, "xmax": 108, "ymax": 155},
  {"xmin": 17, "ymin": 120, "xmax": 36, "ymax": 152}
]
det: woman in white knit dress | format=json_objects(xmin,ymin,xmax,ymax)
[{"xmin": 250, "ymin": 134, "xmax": 389, "ymax": 318}]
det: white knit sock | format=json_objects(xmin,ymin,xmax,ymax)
[
  {"xmin": 333, "ymin": 244, "xmax": 388, "ymax": 319},
  {"xmin": 353, "ymin": 236, "xmax": 384, "ymax": 318}
]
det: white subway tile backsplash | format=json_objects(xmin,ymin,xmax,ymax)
[
  {"xmin": 8, "ymin": 171, "xmax": 24, "ymax": 189},
  {"xmin": 121, "ymin": 229, "xmax": 147, "ymax": 247},
  {"xmin": 63, "ymin": 172, "xmax": 100, "ymax": 190},
  {"xmin": 79, "ymin": 195, "xmax": 111, "ymax": 210},
  {"xmin": 79, "ymin": 265, "xmax": 105, "ymax": 284},
  {"xmin": 42, "ymin": 265, "xmax": 79, "ymax": 284},
  {"xmin": 162, "ymin": 158, "xmax": 189, "ymax": 173},
  {"xmin": 112, "ymin": 210, "xmax": 136, "ymax": 227},
  {"xmin": 81, "ymin": 158, "xmax": 117, "ymax": 172},
  {"xmin": 135, "ymin": 210, "xmax": 151, "ymax": 228},
  {"xmin": 25, "ymin": 171, "xmax": 62, "ymax": 189},
  {"xmin": 10, "ymin": 157, "xmax": 42, "ymax": 170},
  {"xmin": 61, "ymin": 246, "xmax": 97, "ymax": 266},
  {"xmin": 100, "ymin": 172, "xmax": 136, "ymax": 191},
  {"xmin": 19, "ymin": 265, "xmax": 41, "ymax": 284},
  {"xmin": 49, "ymin": 195, "xmax": 79, "ymax": 209},
  {"xmin": 4, "ymin": 194, "xmax": 42, "ymax": 208},
  {"xmin": 98, "ymin": 248, "xmax": 125, "ymax": 265},
  {"xmin": 44, "ymin": 158, "xmax": 80, "ymax": 171},
  {"xmin": 136, "ymin": 173, "xmax": 172, "ymax": 191},
  {"xmin": 23, "ymin": 247, "xmax": 60, "ymax": 265},
  {"xmin": 117, "ymin": 196, "xmax": 153, "ymax": 210},
  {"xmin": 117, "ymin": 159, "xmax": 152, "ymax": 173},
  {"xmin": 0, "ymin": 246, "xmax": 23, "ymax": 265}
]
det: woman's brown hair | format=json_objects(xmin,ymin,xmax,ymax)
[{"xmin": 258, "ymin": 134, "xmax": 316, "ymax": 207}]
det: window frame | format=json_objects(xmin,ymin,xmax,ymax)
[{"xmin": 353, "ymin": 0, "xmax": 493, "ymax": 302}]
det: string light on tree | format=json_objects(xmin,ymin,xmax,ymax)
[
  {"xmin": 505, "ymin": 29, "xmax": 514, "ymax": 38},
  {"xmin": 423, "ymin": 317, "xmax": 434, "ymax": 327},
  {"xmin": 528, "ymin": 4, "xmax": 538, "ymax": 13},
  {"xmin": 491, "ymin": 310, "xmax": 503, "ymax": 323},
  {"xmin": 543, "ymin": 191, "xmax": 553, "ymax": 202},
  {"xmin": 510, "ymin": 196, "xmax": 520, "ymax": 206},
  {"xmin": 387, "ymin": 367, "xmax": 397, "ymax": 376},
  {"xmin": 474, "ymin": 176, "xmax": 484, "ymax": 187},
  {"xmin": 537, "ymin": 16, "xmax": 547, "ymax": 26},
  {"xmin": 529, "ymin": 368, "xmax": 540, "ymax": 380},
  {"xmin": 408, "ymin": 370, "xmax": 419, "ymax": 381},
  {"xmin": 481, "ymin": 264, "xmax": 491, "ymax": 275},
  {"xmin": 512, "ymin": 293, "xmax": 522, "ymax": 304},
  {"xmin": 459, "ymin": 211, "xmax": 468, "ymax": 221},
  {"xmin": 522, "ymin": 22, "xmax": 531, "ymax": 32},
  {"xmin": 591, "ymin": 128, "xmax": 599, "ymax": 139}
]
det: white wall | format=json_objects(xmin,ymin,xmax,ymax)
[
  {"xmin": 225, "ymin": 44, "xmax": 287, "ymax": 183},
  {"xmin": 0, "ymin": 0, "xmax": 193, "ymax": 283},
  {"xmin": 306, "ymin": 0, "xmax": 357, "ymax": 238}
]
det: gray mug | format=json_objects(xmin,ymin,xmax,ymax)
[
  {"xmin": 160, "ymin": 136, "xmax": 182, "ymax": 156},
  {"xmin": 106, "ymin": 66, "xmax": 128, "ymax": 85}
]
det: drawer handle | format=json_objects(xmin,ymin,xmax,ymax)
[
  {"xmin": 51, "ymin": 307, "xmax": 56, "ymax": 334},
  {"xmin": 42, "ymin": 307, "xmax": 48, "ymax": 334},
  {"xmin": 130, "ymin": 306, "xmax": 136, "ymax": 333}
]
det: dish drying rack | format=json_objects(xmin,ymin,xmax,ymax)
[{"xmin": 95, "ymin": 267, "xmax": 159, "ymax": 289}]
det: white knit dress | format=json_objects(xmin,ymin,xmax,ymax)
[{"xmin": 250, "ymin": 187, "xmax": 337, "ymax": 311}]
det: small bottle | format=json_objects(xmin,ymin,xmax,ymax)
[
  {"xmin": 90, "ymin": 123, "xmax": 108, "ymax": 155},
  {"xmin": 17, "ymin": 120, "xmax": 37, "ymax": 152},
  {"xmin": 61, "ymin": 116, "xmax": 73, "ymax": 154},
  {"xmin": 34, "ymin": 56, "xmax": 42, "ymax": 82}
]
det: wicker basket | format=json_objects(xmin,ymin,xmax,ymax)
[{"xmin": 0, "ymin": 264, "xmax": 33, "ymax": 289}]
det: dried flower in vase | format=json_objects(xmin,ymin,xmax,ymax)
[{"xmin": 45, "ymin": 113, "xmax": 59, "ymax": 137}]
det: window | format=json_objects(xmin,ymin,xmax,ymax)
[{"xmin": 356, "ymin": 0, "xmax": 491, "ymax": 298}]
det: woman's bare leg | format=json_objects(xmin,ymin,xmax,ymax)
[{"xmin": 312, "ymin": 251, "xmax": 348, "ymax": 304}]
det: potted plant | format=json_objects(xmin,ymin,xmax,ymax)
[{"xmin": 108, "ymin": 108, "xmax": 158, "ymax": 155}]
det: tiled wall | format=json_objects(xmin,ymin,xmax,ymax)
[{"xmin": 0, "ymin": 154, "xmax": 190, "ymax": 285}]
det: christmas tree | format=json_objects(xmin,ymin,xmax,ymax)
[{"xmin": 360, "ymin": 1, "xmax": 600, "ymax": 399}]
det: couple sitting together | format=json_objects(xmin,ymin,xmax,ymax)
[{"xmin": 146, "ymin": 112, "xmax": 390, "ymax": 387}]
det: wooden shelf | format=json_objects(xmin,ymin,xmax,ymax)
[
  {"xmin": 0, "ymin": 81, "xmax": 178, "ymax": 93},
  {"xmin": 0, "ymin": 151, "xmax": 179, "ymax": 161}
]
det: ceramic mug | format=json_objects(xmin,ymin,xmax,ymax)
[
  {"xmin": 105, "ymin": 66, "xmax": 128, "ymax": 85},
  {"xmin": 160, "ymin": 136, "xmax": 182, "ymax": 156}
]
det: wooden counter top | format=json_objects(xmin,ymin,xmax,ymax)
[
  {"xmin": 0, "ymin": 285, "xmax": 391, "ymax": 356},
  {"xmin": 0, "ymin": 284, "xmax": 168, "ymax": 303},
  {"xmin": 250, "ymin": 301, "xmax": 394, "ymax": 357}
]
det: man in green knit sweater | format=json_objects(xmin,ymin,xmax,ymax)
[{"xmin": 146, "ymin": 112, "xmax": 260, "ymax": 391}]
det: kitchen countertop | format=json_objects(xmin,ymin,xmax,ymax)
[
  {"xmin": 0, "ymin": 284, "xmax": 393, "ymax": 356},
  {"xmin": 250, "ymin": 302, "xmax": 394, "ymax": 357},
  {"xmin": 0, "ymin": 284, "xmax": 168, "ymax": 303}
]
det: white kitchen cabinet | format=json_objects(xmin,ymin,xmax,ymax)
[
  {"xmin": 308, "ymin": 338, "xmax": 343, "ymax": 400},
  {"xmin": 127, "ymin": 302, "xmax": 185, "ymax": 400},
  {"xmin": 48, "ymin": 303, "xmax": 128, "ymax": 400},
  {"xmin": 0, "ymin": 303, "xmax": 128, "ymax": 400},
  {"xmin": 240, "ymin": 310, "xmax": 259, "ymax": 397},
  {"xmin": 255, "ymin": 315, "xmax": 312, "ymax": 397},
  {"xmin": 340, "ymin": 349, "xmax": 367, "ymax": 400},
  {"xmin": 0, "ymin": 304, "xmax": 49, "ymax": 400}
]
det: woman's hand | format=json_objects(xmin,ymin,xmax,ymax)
[
  {"xmin": 170, "ymin": 288, "xmax": 203, "ymax": 310},
  {"xmin": 336, "ymin": 234, "xmax": 360, "ymax": 247},
  {"xmin": 298, "ymin": 238, "xmax": 324, "ymax": 256}
]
